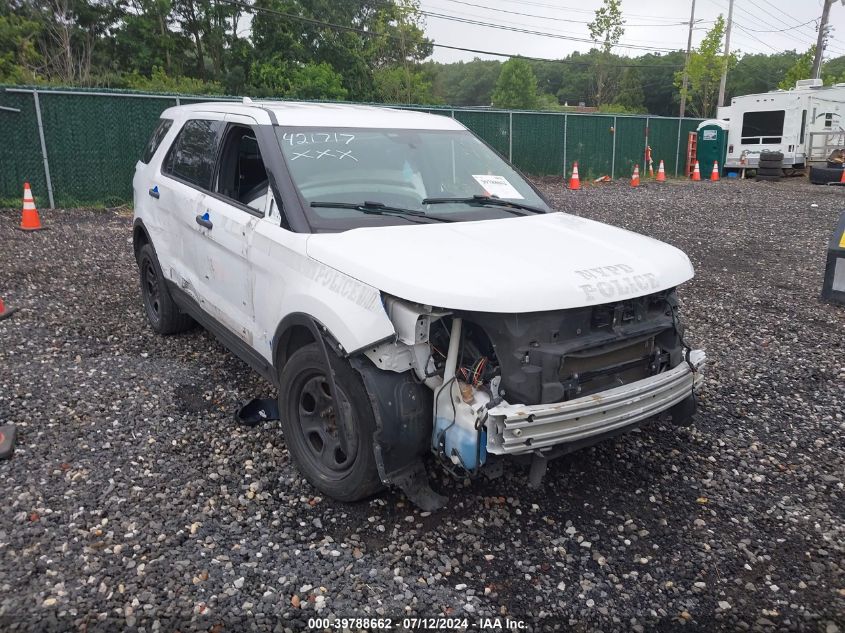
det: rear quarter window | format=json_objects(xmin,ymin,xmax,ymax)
[
  {"xmin": 141, "ymin": 118, "xmax": 173, "ymax": 164},
  {"xmin": 162, "ymin": 119, "xmax": 226, "ymax": 189}
]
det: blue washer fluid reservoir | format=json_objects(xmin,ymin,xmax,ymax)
[
  {"xmin": 449, "ymin": 420, "xmax": 486, "ymax": 471},
  {"xmin": 433, "ymin": 382, "xmax": 489, "ymax": 472}
]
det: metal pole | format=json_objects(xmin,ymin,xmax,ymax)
[
  {"xmin": 32, "ymin": 90, "xmax": 55, "ymax": 209},
  {"xmin": 717, "ymin": 0, "xmax": 734, "ymax": 108},
  {"xmin": 675, "ymin": 118, "xmax": 683, "ymax": 178},
  {"xmin": 5, "ymin": 87, "xmax": 178, "ymax": 99},
  {"xmin": 175, "ymin": 96, "xmax": 181, "ymax": 106},
  {"xmin": 680, "ymin": 0, "xmax": 696, "ymax": 118},
  {"xmin": 611, "ymin": 116, "xmax": 617, "ymax": 179},
  {"xmin": 562, "ymin": 113, "xmax": 568, "ymax": 176},
  {"xmin": 508, "ymin": 111, "xmax": 513, "ymax": 162},
  {"xmin": 812, "ymin": 0, "xmax": 834, "ymax": 79}
]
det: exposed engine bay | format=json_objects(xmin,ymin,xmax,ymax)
[{"xmin": 363, "ymin": 289, "xmax": 701, "ymax": 480}]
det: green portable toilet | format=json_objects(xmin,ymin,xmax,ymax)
[{"xmin": 696, "ymin": 119, "xmax": 729, "ymax": 174}]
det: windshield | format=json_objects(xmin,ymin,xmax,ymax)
[{"xmin": 275, "ymin": 127, "xmax": 550, "ymax": 229}]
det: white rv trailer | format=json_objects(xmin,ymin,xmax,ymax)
[{"xmin": 716, "ymin": 79, "xmax": 845, "ymax": 170}]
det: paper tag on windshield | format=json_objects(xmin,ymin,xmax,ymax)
[{"xmin": 471, "ymin": 175, "xmax": 524, "ymax": 199}]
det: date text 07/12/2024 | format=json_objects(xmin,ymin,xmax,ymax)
[{"xmin": 306, "ymin": 616, "xmax": 529, "ymax": 630}]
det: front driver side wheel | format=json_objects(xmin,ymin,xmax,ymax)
[{"xmin": 279, "ymin": 343, "xmax": 383, "ymax": 502}]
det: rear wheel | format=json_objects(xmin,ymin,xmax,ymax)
[
  {"xmin": 138, "ymin": 244, "xmax": 194, "ymax": 334},
  {"xmin": 279, "ymin": 343, "xmax": 383, "ymax": 502}
]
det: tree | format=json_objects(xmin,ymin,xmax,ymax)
[
  {"xmin": 251, "ymin": 59, "xmax": 347, "ymax": 100},
  {"xmin": 31, "ymin": 0, "xmax": 118, "ymax": 84},
  {"xmin": 0, "ymin": 5, "xmax": 42, "ymax": 83},
  {"xmin": 615, "ymin": 67, "xmax": 644, "ymax": 111},
  {"xmin": 374, "ymin": 65, "xmax": 438, "ymax": 104},
  {"xmin": 125, "ymin": 65, "xmax": 224, "ymax": 93},
  {"xmin": 637, "ymin": 51, "xmax": 685, "ymax": 115},
  {"xmin": 778, "ymin": 46, "xmax": 815, "ymax": 89},
  {"xmin": 491, "ymin": 57, "xmax": 538, "ymax": 109},
  {"xmin": 675, "ymin": 15, "xmax": 736, "ymax": 118},
  {"xmin": 428, "ymin": 58, "xmax": 500, "ymax": 106},
  {"xmin": 250, "ymin": 0, "xmax": 431, "ymax": 101},
  {"xmin": 823, "ymin": 55, "xmax": 845, "ymax": 83},
  {"xmin": 727, "ymin": 51, "xmax": 799, "ymax": 98},
  {"xmin": 109, "ymin": 0, "xmax": 187, "ymax": 77},
  {"xmin": 587, "ymin": 0, "xmax": 625, "ymax": 106}
]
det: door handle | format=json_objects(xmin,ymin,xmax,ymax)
[
  {"xmin": 148, "ymin": 186, "xmax": 160, "ymax": 199},
  {"xmin": 195, "ymin": 213, "xmax": 213, "ymax": 230}
]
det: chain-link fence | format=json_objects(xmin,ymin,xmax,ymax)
[{"xmin": 0, "ymin": 85, "xmax": 703, "ymax": 208}]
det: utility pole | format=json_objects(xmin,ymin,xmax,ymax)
[
  {"xmin": 679, "ymin": 0, "xmax": 696, "ymax": 118},
  {"xmin": 717, "ymin": 0, "xmax": 734, "ymax": 108},
  {"xmin": 812, "ymin": 0, "xmax": 835, "ymax": 80}
]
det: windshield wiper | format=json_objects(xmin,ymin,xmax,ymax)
[
  {"xmin": 421, "ymin": 194, "xmax": 546, "ymax": 215},
  {"xmin": 309, "ymin": 200, "xmax": 453, "ymax": 223}
]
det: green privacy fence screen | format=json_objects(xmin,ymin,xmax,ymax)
[{"xmin": 0, "ymin": 85, "xmax": 703, "ymax": 208}]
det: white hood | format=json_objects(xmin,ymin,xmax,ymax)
[{"xmin": 305, "ymin": 212, "xmax": 694, "ymax": 313}]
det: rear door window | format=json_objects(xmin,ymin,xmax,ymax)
[
  {"xmin": 141, "ymin": 118, "xmax": 173, "ymax": 164},
  {"xmin": 162, "ymin": 119, "xmax": 226, "ymax": 189}
]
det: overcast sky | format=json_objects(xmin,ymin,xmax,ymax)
[{"xmin": 419, "ymin": 0, "xmax": 845, "ymax": 63}]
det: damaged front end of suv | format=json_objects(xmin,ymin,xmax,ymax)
[{"xmin": 357, "ymin": 286, "xmax": 704, "ymax": 509}]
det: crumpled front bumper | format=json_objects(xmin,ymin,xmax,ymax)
[{"xmin": 485, "ymin": 350, "xmax": 705, "ymax": 455}]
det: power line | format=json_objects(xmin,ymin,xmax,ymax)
[
  {"xmin": 215, "ymin": 0, "xmax": 687, "ymax": 69},
  {"xmin": 705, "ymin": 0, "xmax": 805, "ymax": 39},
  {"xmin": 738, "ymin": 17, "xmax": 816, "ymax": 33},
  {"xmin": 764, "ymin": 0, "xmax": 823, "ymax": 35},
  {"xmin": 434, "ymin": 0, "xmax": 691, "ymax": 28},
  {"xmin": 705, "ymin": 0, "xmax": 845, "ymax": 55},
  {"xmin": 741, "ymin": 0, "xmax": 845, "ymax": 53},
  {"xmin": 733, "ymin": 24, "xmax": 784, "ymax": 53},
  {"xmin": 490, "ymin": 0, "xmax": 691, "ymax": 22},
  {"xmin": 420, "ymin": 10, "xmax": 682, "ymax": 52},
  {"xmin": 422, "ymin": 2, "xmax": 691, "ymax": 49}
]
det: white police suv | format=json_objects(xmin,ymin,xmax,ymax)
[{"xmin": 133, "ymin": 100, "xmax": 704, "ymax": 509}]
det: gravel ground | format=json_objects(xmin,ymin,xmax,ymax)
[{"xmin": 1, "ymin": 177, "xmax": 843, "ymax": 632}]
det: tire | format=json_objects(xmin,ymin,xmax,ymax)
[
  {"xmin": 279, "ymin": 343, "xmax": 383, "ymax": 502},
  {"xmin": 137, "ymin": 243, "xmax": 194, "ymax": 334},
  {"xmin": 755, "ymin": 174, "xmax": 781, "ymax": 182},
  {"xmin": 758, "ymin": 159, "xmax": 783, "ymax": 169},
  {"xmin": 809, "ymin": 166, "xmax": 845, "ymax": 185},
  {"xmin": 760, "ymin": 151, "xmax": 783, "ymax": 161},
  {"xmin": 756, "ymin": 167, "xmax": 783, "ymax": 177}
]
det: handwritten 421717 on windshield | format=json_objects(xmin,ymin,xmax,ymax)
[{"xmin": 280, "ymin": 131, "xmax": 355, "ymax": 146}]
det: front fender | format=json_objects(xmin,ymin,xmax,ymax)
[{"xmin": 252, "ymin": 223, "xmax": 397, "ymax": 363}]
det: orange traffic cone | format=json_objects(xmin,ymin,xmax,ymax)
[
  {"xmin": 19, "ymin": 183, "xmax": 44, "ymax": 231},
  {"xmin": 710, "ymin": 161, "xmax": 720, "ymax": 182},
  {"xmin": 631, "ymin": 164, "xmax": 640, "ymax": 187},
  {"xmin": 569, "ymin": 162, "xmax": 581, "ymax": 190},
  {"xmin": 0, "ymin": 297, "xmax": 16, "ymax": 321},
  {"xmin": 691, "ymin": 161, "xmax": 701, "ymax": 181},
  {"xmin": 839, "ymin": 168, "xmax": 845, "ymax": 184},
  {"xmin": 656, "ymin": 160, "xmax": 666, "ymax": 182}
]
